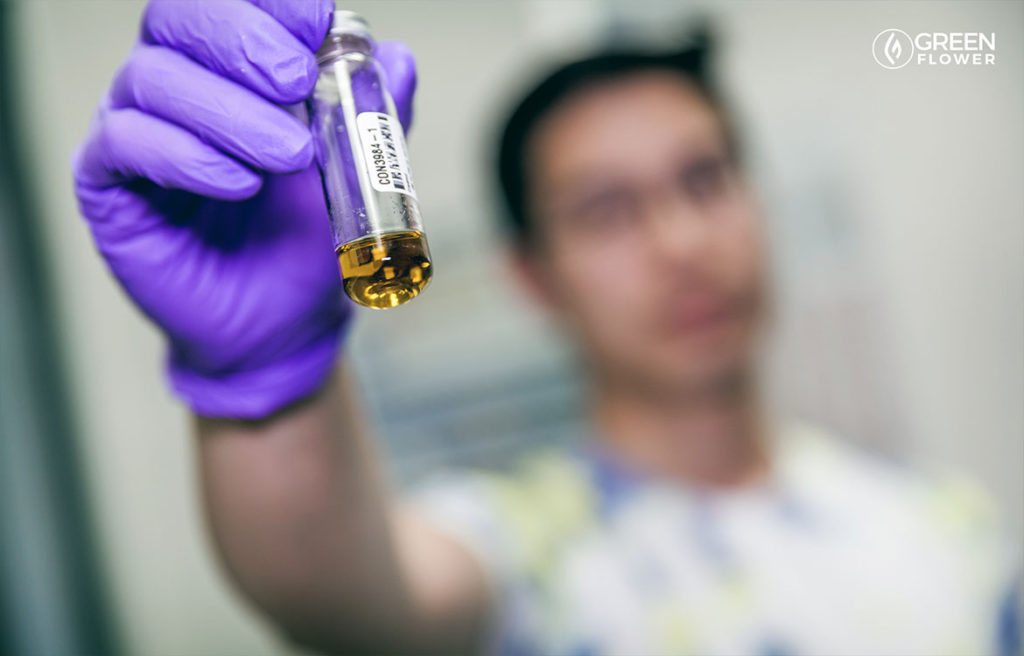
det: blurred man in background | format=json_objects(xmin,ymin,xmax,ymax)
[{"xmin": 71, "ymin": 1, "xmax": 1019, "ymax": 654}]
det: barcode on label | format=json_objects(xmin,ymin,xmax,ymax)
[{"xmin": 355, "ymin": 111, "xmax": 417, "ymax": 199}]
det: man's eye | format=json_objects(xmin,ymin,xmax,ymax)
[
  {"xmin": 681, "ymin": 156, "xmax": 728, "ymax": 202},
  {"xmin": 569, "ymin": 192, "xmax": 637, "ymax": 231}
]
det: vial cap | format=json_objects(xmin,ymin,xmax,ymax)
[{"xmin": 329, "ymin": 10, "xmax": 371, "ymax": 38}]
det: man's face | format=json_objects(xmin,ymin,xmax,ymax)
[{"xmin": 521, "ymin": 71, "xmax": 766, "ymax": 396}]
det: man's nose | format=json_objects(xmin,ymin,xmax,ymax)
[{"xmin": 643, "ymin": 193, "xmax": 708, "ymax": 265}]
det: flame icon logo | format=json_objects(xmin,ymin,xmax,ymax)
[
  {"xmin": 885, "ymin": 32, "xmax": 901, "ymax": 65},
  {"xmin": 873, "ymin": 29, "xmax": 914, "ymax": 69}
]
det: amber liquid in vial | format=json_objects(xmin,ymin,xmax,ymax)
[{"xmin": 337, "ymin": 230, "xmax": 432, "ymax": 309}]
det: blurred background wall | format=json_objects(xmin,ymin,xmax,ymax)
[{"xmin": 3, "ymin": 0, "xmax": 1021, "ymax": 654}]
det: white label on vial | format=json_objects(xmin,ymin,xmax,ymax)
[{"xmin": 355, "ymin": 111, "xmax": 417, "ymax": 199}]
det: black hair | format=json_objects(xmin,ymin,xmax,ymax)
[{"xmin": 494, "ymin": 25, "xmax": 738, "ymax": 248}]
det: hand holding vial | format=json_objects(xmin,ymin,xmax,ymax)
[{"xmin": 71, "ymin": 0, "xmax": 418, "ymax": 418}]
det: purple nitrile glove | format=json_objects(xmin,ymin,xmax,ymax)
[{"xmin": 72, "ymin": 0, "xmax": 417, "ymax": 419}]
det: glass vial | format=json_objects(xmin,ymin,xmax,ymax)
[{"xmin": 307, "ymin": 11, "xmax": 432, "ymax": 309}]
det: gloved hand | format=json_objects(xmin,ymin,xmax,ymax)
[{"xmin": 72, "ymin": 0, "xmax": 416, "ymax": 419}]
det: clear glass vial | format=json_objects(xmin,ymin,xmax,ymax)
[{"xmin": 307, "ymin": 10, "xmax": 432, "ymax": 309}]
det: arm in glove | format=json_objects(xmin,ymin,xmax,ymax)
[{"xmin": 72, "ymin": 0, "xmax": 417, "ymax": 418}]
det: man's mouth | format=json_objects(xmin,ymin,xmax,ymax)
[{"xmin": 660, "ymin": 295, "xmax": 739, "ymax": 337}]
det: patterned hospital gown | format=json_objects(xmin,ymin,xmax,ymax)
[{"xmin": 413, "ymin": 423, "xmax": 1020, "ymax": 656}]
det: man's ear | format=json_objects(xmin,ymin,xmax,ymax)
[{"xmin": 504, "ymin": 242, "xmax": 560, "ymax": 313}]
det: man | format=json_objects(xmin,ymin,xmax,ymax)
[{"xmin": 72, "ymin": 1, "xmax": 1018, "ymax": 654}]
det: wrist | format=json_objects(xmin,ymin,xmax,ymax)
[{"xmin": 166, "ymin": 320, "xmax": 350, "ymax": 420}]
